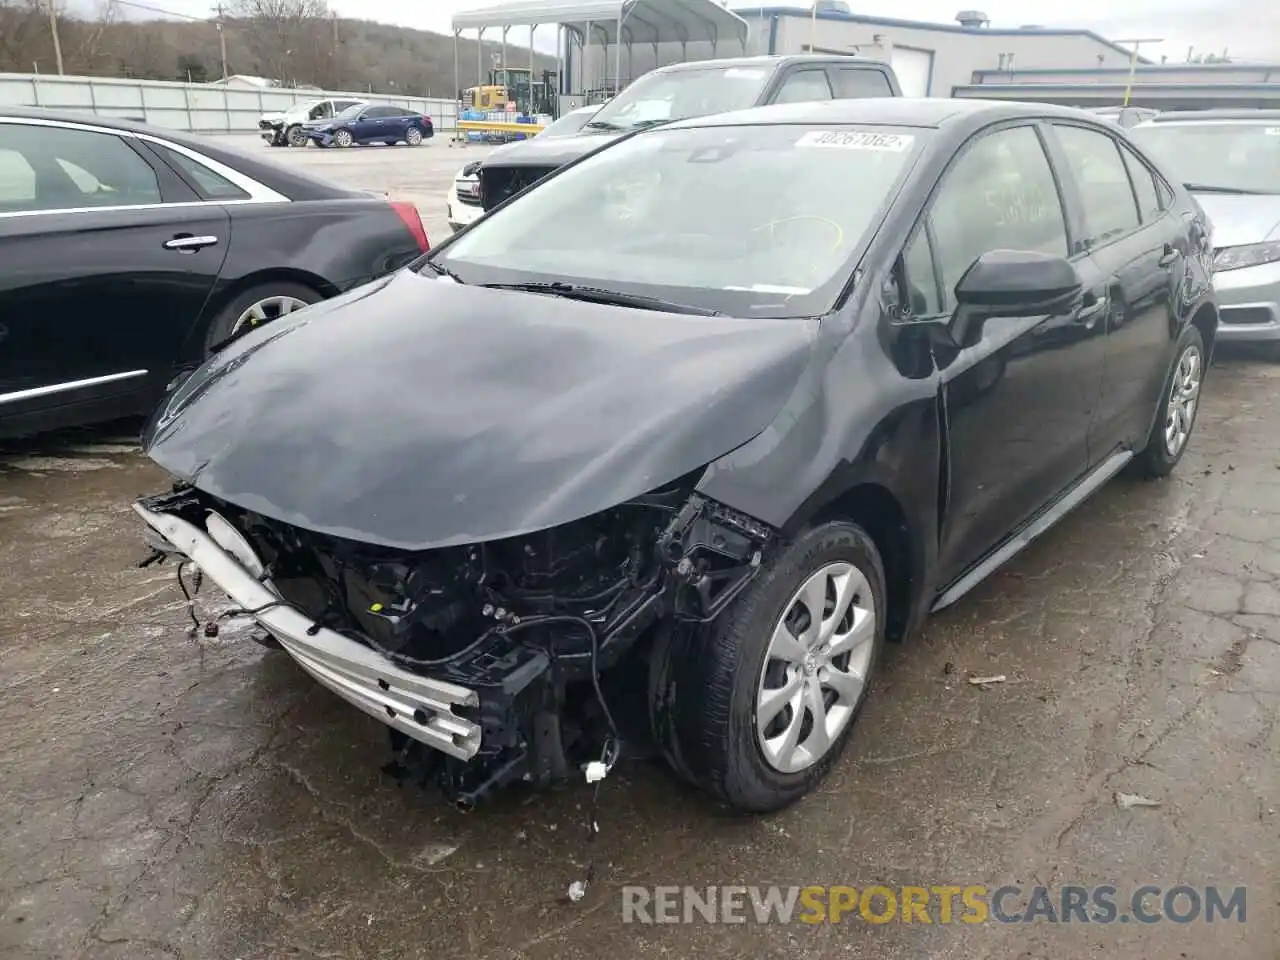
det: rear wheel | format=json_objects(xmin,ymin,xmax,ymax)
[
  {"xmin": 1136, "ymin": 324, "xmax": 1205, "ymax": 478},
  {"xmin": 649, "ymin": 521, "xmax": 886, "ymax": 812},
  {"xmin": 333, "ymin": 128, "xmax": 354, "ymax": 148},
  {"xmin": 202, "ymin": 282, "xmax": 321, "ymax": 354},
  {"xmin": 405, "ymin": 126, "xmax": 424, "ymax": 146}
]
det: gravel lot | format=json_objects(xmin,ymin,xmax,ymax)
[{"xmin": 0, "ymin": 138, "xmax": 1276, "ymax": 959}]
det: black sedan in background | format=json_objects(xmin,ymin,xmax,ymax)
[
  {"xmin": 135, "ymin": 99, "xmax": 1217, "ymax": 813},
  {"xmin": 0, "ymin": 109, "xmax": 431, "ymax": 439}
]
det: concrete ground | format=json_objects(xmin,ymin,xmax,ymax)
[
  {"xmin": 0, "ymin": 136, "xmax": 1276, "ymax": 958},
  {"xmin": 211, "ymin": 133, "xmax": 494, "ymax": 243}
]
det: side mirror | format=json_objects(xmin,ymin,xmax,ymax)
[{"xmin": 949, "ymin": 249, "xmax": 1082, "ymax": 348}]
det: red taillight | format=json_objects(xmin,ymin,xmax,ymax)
[{"xmin": 390, "ymin": 200, "xmax": 429, "ymax": 252}]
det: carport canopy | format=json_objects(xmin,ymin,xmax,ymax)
[{"xmin": 451, "ymin": 0, "xmax": 751, "ymax": 48}]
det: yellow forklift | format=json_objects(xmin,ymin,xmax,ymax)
[{"xmin": 463, "ymin": 67, "xmax": 557, "ymax": 116}]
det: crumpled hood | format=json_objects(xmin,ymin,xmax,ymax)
[
  {"xmin": 1193, "ymin": 192, "xmax": 1280, "ymax": 248},
  {"xmin": 143, "ymin": 270, "xmax": 816, "ymax": 550},
  {"xmin": 260, "ymin": 111, "xmax": 286, "ymax": 125},
  {"xmin": 481, "ymin": 128, "xmax": 622, "ymax": 168}
]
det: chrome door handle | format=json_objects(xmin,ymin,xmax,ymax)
[
  {"xmin": 164, "ymin": 235, "xmax": 218, "ymax": 251},
  {"xmin": 1075, "ymin": 296, "xmax": 1109, "ymax": 325}
]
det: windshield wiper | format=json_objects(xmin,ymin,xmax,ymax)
[
  {"xmin": 480, "ymin": 281, "xmax": 721, "ymax": 316},
  {"xmin": 582, "ymin": 119, "xmax": 625, "ymax": 131},
  {"xmin": 420, "ymin": 259, "xmax": 465, "ymax": 283},
  {"xmin": 1183, "ymin": 183, "xmax": 1266, "ymax": 195}
]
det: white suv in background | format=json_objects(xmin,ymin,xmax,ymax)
[{"xmin": 259, "ymin": 97, "xmax": 367, "ymax": 148}]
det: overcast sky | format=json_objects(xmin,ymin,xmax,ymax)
[{"xmin": 98, "ymin": 0, "xmax": 1277, "ymax": 63}]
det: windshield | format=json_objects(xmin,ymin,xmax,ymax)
[
  {"xmin": 584, "ymin": 65, "xmax": 772, "ymax": 132},
  {"xmin": 1129, "ymin": 122, "xmax": 1280, "ymax": 194},
  {"xmin": 540, "ymin": 109, "xmax": 598, "ymax": 138},
  {"xmin": 430, "ymin": 124, "xmax": 925, "ymax": 317},
  {"xmin": 334, "ymin": 104, "xmax": 364, "ymax": 122}
]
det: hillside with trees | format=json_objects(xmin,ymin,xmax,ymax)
[{"xmin": 0, "ymin": 0, "xmax": 559, "ymax": 98}]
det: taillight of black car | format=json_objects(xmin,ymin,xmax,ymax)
[{"xmin": 390, "ymin": 200, "xmax": 430, "ymax": 252}]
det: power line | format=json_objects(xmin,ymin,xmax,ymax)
[{"xmin": 108, "ymin": 0, "xmax": 216, "ymax": 23}]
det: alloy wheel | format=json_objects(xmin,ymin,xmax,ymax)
[
  {"xmin": 231, "ymin": 295, "xmax": 310, "ymax": 337},
  {"xmin": 755, "ymin": 561, "xmax": 876, "ymax": 774},
  {"xmin": 334, "ymin": 129, "xmax": 353, "ymax": 148},
  {"xmin": 1164, "ymin": 343, "xmax": 1202, "ymax": 456},
  {"xmin": 287, "ymin": 125, "xmax": 307, "ymax": 147},
  {"xmin": 406, "ymin": 127, "xmax": 423, "ymax": 146}
]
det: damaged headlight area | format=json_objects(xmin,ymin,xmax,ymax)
[{"xmin": 136, "ymin": 474, "xmax": 775, "ymax": 809}]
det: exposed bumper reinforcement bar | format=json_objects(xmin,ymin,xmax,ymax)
[{"xmin": 132, "ymin": 502, "xmax": 482, "ymax": 760}]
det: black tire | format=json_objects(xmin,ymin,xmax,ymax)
[
  {"xmin": 1136, "ymin": 324, "xmax": 1205, "ymax": 479},
  {"xmin": 285, "ymin": 124, "xmax": 307, "ymax": 148},
  {"xmin": 333, "ymin": 128, "xmax": 354, "ymax": 148},
  {"xmin": 202, "ymin": 282, "xmax": 322, "ymax": 355},
  {"xmin": 649, "ymin": 521, "xmax": 887, "ymax": 812},
  {"xmin": 405, "ymin": 126, "xmax": 424, "ymax": 147}
]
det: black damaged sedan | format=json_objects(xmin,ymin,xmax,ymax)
[{"xmin": 135, "ymin": 99, "xmax": 1217, "ymax": 812}]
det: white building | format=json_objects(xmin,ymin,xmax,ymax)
[{"xmin": 560, "ymin": 3, "xmax": 1145, "ymax": 97}]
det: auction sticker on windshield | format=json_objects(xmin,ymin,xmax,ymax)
[{"xmin": 796, "ymin": 130, "xmax": 914, "ymax": 151}]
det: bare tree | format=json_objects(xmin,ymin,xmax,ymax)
[
  {"xmin": 228, "ymin": 0, "xmax": 329, "ymax": 86},
  {"xmin": 70, "ymin": 0, "xmax": 118, "ymax": 74},
  {"xmin": 0, "ymin": 0, "xmax": 50, "ymax": 73}
]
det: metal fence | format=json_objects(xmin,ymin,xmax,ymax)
[{"xmin": 0, "ymin": 73, "xmax": 458, "ymax": 133}]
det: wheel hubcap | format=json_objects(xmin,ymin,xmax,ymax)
[
  {"xmin": 755, "ymin": 561, "xmax": 876, "ymax": 774},
  {"xmin": 1164, "ymin": 344, "xmax": 1202, "ymax": 456},
  {"xmin": 407, "ymin": 129, "xmax": 422, "ymax": 143},
  {"xmin": 336, "ymin": 131, "xmax": 352, "ymax": 146},
  {"xmin": 231, "ymin": 295, "xmax": 308, "ymax": 336}
]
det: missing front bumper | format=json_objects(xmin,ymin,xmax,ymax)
[{"xmin": 133, "ymin": 502, "xmax": 483, "ymax": 760}]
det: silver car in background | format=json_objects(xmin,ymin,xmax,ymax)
[
  {"xmin": 1130, "ymin": 110, "xmax": 1280, "ymax": 353},
  {"xmin": 446, "ymin": 103, "xmax": 604, "ymax": 232}
]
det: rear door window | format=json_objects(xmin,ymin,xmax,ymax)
[
  {"xmin": 772, "ymin": 68, "xmax": 833, "ymax": 104},
  {"xmin": 1118, "ymin": 141, "xmax": 1163, "ymax": 223},
  {"xmin": 831, "ymin": 68, "xmax": 894, "ymax": 99},
  {"xmin": 153, "ymin": 144, "xmax": 250, "ymax": 200}
]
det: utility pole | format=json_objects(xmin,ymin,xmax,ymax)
[
  {"xmin": 216, "ymin": 3, "xmax": 229, "ymax": 80},
  {"xmin": 47, "ymin": 0, "xmax": 64, "ymax": 75},
  {"xmin": 1115, "ymin": 37, "xmax": 1161, "ymax": 106}
]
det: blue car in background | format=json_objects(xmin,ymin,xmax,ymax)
[{"xmin": 304, "ymin": 104, "xmax": 434, "ymax": 148}]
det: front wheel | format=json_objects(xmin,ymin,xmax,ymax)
[
  {"xmin": 649, "ymin": 521, "xmax": 886, "ymax": 812},
  {"xmin": 1136, "ymin": 325, "xmax": 1205, "ymax": 478},
  {"xmin": 405, "ymin": 126, "xmax": 424, "ymax": 146},
  {"xmin": 286, "ymin": 124, "xmax": 307, "ymax": 148},
  {"xmin": 333, "ymin": 128, "xmax": 354, "ymax": 148}
]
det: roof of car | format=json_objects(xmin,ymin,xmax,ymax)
[
  {"xmin": 0, "ymin": 107, "xmax": 361, "ymax": 201},
  {"xmin": 653, "ymin": 53, "xmax": 888, "ymax": 74},
  {"xmin": 1144, "ymin": 109, "xmax": 1280, "ymax": 123},
  {"xmin": 666, "ymin": 97, "xmax": 1100, "ymax": 131}
]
